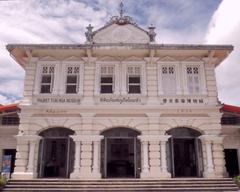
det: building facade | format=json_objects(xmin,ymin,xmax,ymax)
[
  {"xmin": 222, "ymin": 104, "xmax": 240, "ymax": 177},
  {"xmin": 4, "ymin": 12, "xmax": 235, "ymax": 179}
]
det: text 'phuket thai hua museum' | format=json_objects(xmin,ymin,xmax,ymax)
[{"xmin": 1, "ymin": 7, "xmax": 240, "ymax": 181}]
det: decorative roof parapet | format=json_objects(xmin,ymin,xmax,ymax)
[
  {"xmin": 107, "ymin": 1, "xmax": 136, "ymax": 26},
  {"xmin": 108, "ymin": 15, "xmax": 136, "ymax": 26}
]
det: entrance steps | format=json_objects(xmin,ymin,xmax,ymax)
[{"xmin": 2, "ymin": 178, "xmax": 239, "ymax": 192}]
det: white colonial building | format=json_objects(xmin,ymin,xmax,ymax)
[{"xmin": 4, "ymin": 10, "xmax": 235, "ymax": 180}]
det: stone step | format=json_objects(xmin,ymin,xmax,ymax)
[
  {"xmin": 4, "ymin": 183, "xmax": 237, "ymax": 187},
  {"xmin": 2, "ymin": 178, "xmax": 239, "ymax": 192},
  {"xmin": 2, "ymin": 187, "xmax": 239, "ymax": 192}
]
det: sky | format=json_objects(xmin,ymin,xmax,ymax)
[{"xmin": 0, "ymin": 0, "xmax": 239, "ymax": 106}]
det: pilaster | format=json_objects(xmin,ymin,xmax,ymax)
[
  {"xmin": 200, "ymin": 135, "xmax": 225, "ymax": 178},
  {"xmin": 71, "ymin": 135, "xmax": 103, "ymax": 179},
  {"xmin": 12, "ymin": 135, "xmax": 41, "ymax": 179},
  {"xmin": 138, "ymin": 135, "xmax": 171, "ymax": 179}
]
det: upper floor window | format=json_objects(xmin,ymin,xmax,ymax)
[
  {"xmin": 186, "ymin": 66, "xmax": 200, "ymax": 94},
  {"xmin": 161, "ymin": 66, "xmax": 176, "ymax": 95},
  {"xmin": 40, "ymin": 66, "xmax": 54, "ymax": 94},
  {"xmin": 2, "ymin": 116, "xmax": 19, "ymax": 125},
  {"xmin": 100, "ymin": 66, "xmax": 114, "ymax": 94},
  {"xmin": 66, "ymin": 66, "xmax": 79, "ymax": 94},
  {"xmin": 127, "ymin": 66, "xmax": 141, "ymax": 94},
  {"xmin": 221, "ymin": 116, "xmax": 240, "ymax": 125}
]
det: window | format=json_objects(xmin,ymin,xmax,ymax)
[
  {"xmin": 40, "ymin": 66, "xmax": 54, "ymax": 93},
  {"xmin": 2, "ymin": 116, "xmax": 19, "ymax": 125},
  {"xmin": 100, "ymin": 66, "xmax": 114, "ymax": 94},
  {"xmin": 127, "ymin": 66, "xmax": 141, "ymax": 94},
  {"xmin": 66, "ymin": 66, "xmax": 79, "ymax": 94},
  {"xmin": 221, "ymin": 116, "xmax": 240, "ymax": 125},
  {"xmin": 161, "ymin": 66, "xmax": 176, "ymax": 95},
  {"xmin": 186, "ymin": 66, "xmax": 200, "ymax": 94}
]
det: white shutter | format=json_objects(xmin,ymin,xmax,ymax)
[
  {"xmin": 187, "ymin": 66, "xmax": 200, "ymax": 94},
  {"xmin": 162, "ymin": 66, "xmax": 176, "ymax": 95}
]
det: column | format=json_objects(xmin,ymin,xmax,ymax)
[
  {"xmin": 138, "ymin": 136, "xmax": 150, "ymax": 178},
  {"xmin": 27, "ymin": 141, "xmax": 36, "ymax": 172},
  {"xmin": 200, "ymin": 135, "xmax": 215, "ymax": 178},
  {"xmin": 92, "ymin": 140, "xmax": 102, "ymax": 178},
  {"xmin": 79, "ymin": 140, "xmax": 93, "ymax": 178},
  {"xmin": 149, "ymin": 140, "xmax": 161, "ymax": 178},
  {"xmin": 70, "ymin": 136, "xmax": 81, "ymax": 178},
  {"xmin": 205, "ymin": 140, "xmax": 214, "ymax": 173},
  {"xmin": 212, "ymin": 137, "xmax": 225, "ymax": 178},
  {"xmin": 160, "ymin": 141, "xmax": 167, "ymax": 172},
  {"xmin": 141, "ymin": 141, "xmax": 149, "ymax": 177},
  {"xmin": 159, "ymin": 136, "xmax": 171, "ymax": 178}
]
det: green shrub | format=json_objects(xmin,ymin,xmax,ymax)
[
  {"xmin": 234, "ymin": 175, "xmax": 240, "ymax": 187},
  {"xmin": 0, "ymin": 176, "xmax": 7, "ymax": 187}
]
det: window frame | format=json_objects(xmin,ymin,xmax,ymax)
[
  {"xmin": 65, "ymin": 66, "xmax": 80, "ymax": 94},
  {"xmin": 158, "ymin": 60, "xmax": 180, "ymax": 96},
  {"xmin": 1, "ymin": 116, "xmax": 20, "ymax": 125},
  {"xmin": 126, "ymin": 66, "xmax": 142, "ymax": 94},
  {"xmin": 122, "ymin": 61, "xmax": 146, "ymax": 96},
  {"xmin": 62, "ymin": 61, "xmax": 84, "ymax": 95},
  {"xmin": 182, "ymin": 61, "xmax": 207, "ymax": 95},
  {"xmin": 34, "ymin": 60, "xmax": 59, "ymax": 95},
  {"xmin": 95, "ymin": 61, "xmax": 120, "ymax": 95},
  {"xmin": 40, "ymin": 66, "xmax": 55, "ymax": 94},
  {"xmin": 100, "ymin": 66, "xmax": 115, "ymax": 94}
]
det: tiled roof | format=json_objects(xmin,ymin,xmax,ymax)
[
  {"xmin": 0, "ymin": 103, "xmax": 19, "ymax": 112},
  {"xmin": 222, "ymin": 104, "xmax": 240, "ymax": 114}
]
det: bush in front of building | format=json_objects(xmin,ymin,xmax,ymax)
[
  {"xmin": 234, "ymin": 175, "xmax": 240, "ymax": 188},
  {"xmin": 0, "ymin": 175, "xmax": 7, "ymax": 187}
]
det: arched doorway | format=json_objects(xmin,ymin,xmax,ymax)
[
  {"xmin": 101, "ymin": 128, "xmax": 141, "ymax": 178},
  {"xmin": 38, "ymin": 128, "xmax": 75, "ymax": 178},
  {"xmin": 167, "ymin": 127, "xmax": 203, "ymax": 177}
]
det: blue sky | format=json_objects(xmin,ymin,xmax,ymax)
[{"xmin": 0, "ymin": 0, "xmax": 239, "ymax": 105}]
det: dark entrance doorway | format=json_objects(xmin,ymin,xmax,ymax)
[
  {"xmin": 167, "ymin": 127, "xmax": 203, "ymax": 177},
  {"xmin": 224, "ymin": 149, "xmax": 239, "ymax": 177},
  {"xmin": 101, "ymin": 128, "xmax": 141, "ymax": 178},
  {"xmin": 172, "ymin": 138, "xmax": 197, "ymax": 177},
  {"xmin": 38, "ymin": 128, "xmax": 75, "ymax": 178}
]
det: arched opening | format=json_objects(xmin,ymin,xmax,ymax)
[
  {"xmin": 166, "ymin": 127, "xmax": 203, "ymax": 177},
  {"xmin": 38, "ymin": 128, "xmax": 75, "ymax": 178},
  {"xmin": 101, "ymin": 127, "xmax": 141, "ymax": 178}
]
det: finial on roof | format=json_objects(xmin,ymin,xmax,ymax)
[
  {"xmin": 119, "ymin": 1, "xmax": 124, "ymax": 18},
  {"xmin": 148, "ymin": 24, "xmax": 156, "ymax": 42},
  {"xmin": 108, "ymin": 1, "xmax": 135, "ymax": 25},
  {"xmin": 85, "ymin": 24, "xmax": 94, "ymax": 44}
]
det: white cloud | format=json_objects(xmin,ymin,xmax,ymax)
[
  {"xmin": 205, "ymin": 0, "xmax": 240, "ymax": 106},
  {"xmin": 0, "ymin": 0, "xmax": 108, "ymax": 105},
  {"xmin": 0, "ymin": 95, "xmax": 10, "ymax": 105}
]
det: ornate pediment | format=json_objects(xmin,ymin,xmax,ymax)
[
  {"xmin": 98, "ymin": 56, "xmax": 121, "ymax": 61},
  {"xmin": 63, "ymin": 56, "xmax": 82, "ymax": 61},
  {"xmin": 124, "ymin": 56, "xmax": 143, "ymax": 61},
  {"xmin": 92, "ymin": 23, "xmax": 150, "ymax": 44},
  {"xmin": 84, "ymin": 2, "xmax": 156, "ymax": 44},
  {"xmin": 159, "ymin": 56, "xmax": 178, "ymax": 62},
  {"xmin": 183, "ymin": 56, "xmax": 203, "ymax": 62},
  {"xmin": 39, "ymin": 56, "xmax": 57, "ymax": 61}
]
